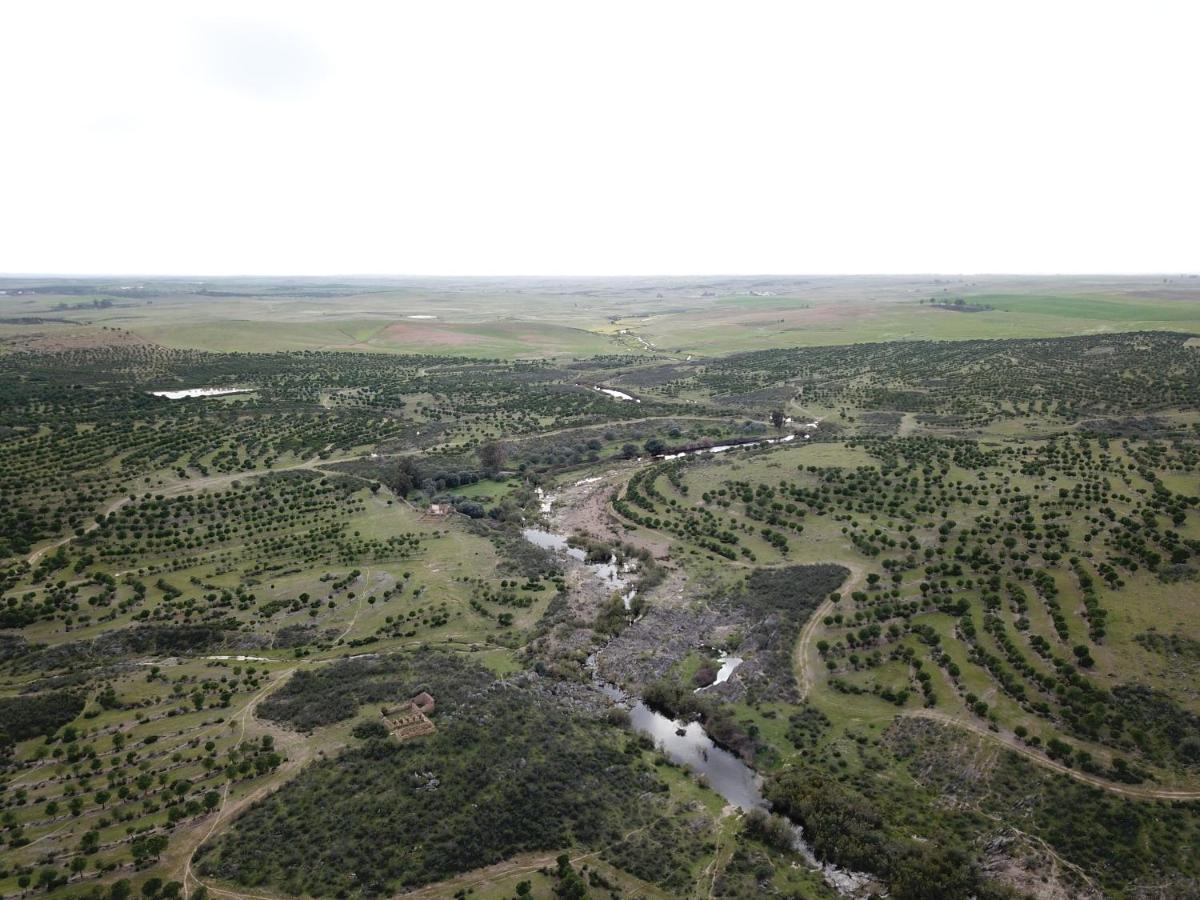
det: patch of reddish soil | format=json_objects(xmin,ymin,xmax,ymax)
[{"xmin": 376, "ymin": 322, "xmax": 482, "ymax": 346}]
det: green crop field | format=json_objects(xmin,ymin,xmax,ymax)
[{"xmin": 4, "ymin": 274, "xmax": 1200, "ymax": 361}]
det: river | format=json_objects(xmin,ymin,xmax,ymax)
[
  {"xmin": 589, "ymin": 656, "xmax": 764, "ymax": 810},
  {"xmin": 695, "ymin": 651, "xmax": 744, "ymax": 692},
  {"xmin": 521, "ymin": 526, "xmax": 639, "ymax": 609},
  {"xmin": 149, "ymin": 387, "xmax": 251, "ymax": 400},
  {"xmin": 523, "ymin": 501, "xmax": 764, "ymax": 806},
  {"xmin": 594, "ymin": 386, "xmax": 639, "ymax": 402},
  {"xmin": 522, "ymin": 494, "xmax": 874, "ymax": 895},
  {"xmin": 658, "ymin": 431, "xmax": 798, "ymax": 460}
]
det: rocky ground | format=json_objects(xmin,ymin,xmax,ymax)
[
  {"xmin": 596, "ymin": 604, "xmax": 735, "ymax": 690},
  {"xmin": 541, "ymin": 470, "xmax": 786, "ymax": 701}
]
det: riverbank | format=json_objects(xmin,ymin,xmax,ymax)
[{"xmin": 520, "ymin": 490, "xmax": 877, "ymax": 896}]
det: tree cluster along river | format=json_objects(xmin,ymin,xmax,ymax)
[{"xmin": 525, "ymin": 479, "xmax": 872, "ymax": 895}]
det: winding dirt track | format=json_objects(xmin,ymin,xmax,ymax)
[
  {"xmin": 794, "ymin": 593, "xmax": 1200, "ymax": 800},
  {"xmin": 794, "ymin": 562, "xmax": 865, "ymax": 702},
  {"xmin": 789, "ymin": 563, "xmax": 1200, "ymax": 801},
  {"xmin": 180, "ymin": 668, "xmax": 305, "ymax": 900},
  {"xmin": 787, "ymin": 600, "xmax": 1200, "ymax": 801},
  {"xmin": 901, "ymin": 709, "xmax": 1200, "ymax": 801},
  {"xmin": 792, "ymin": 564, "xmax": 1200, "ymax": 801},
  {"xmin": 333, "ymin": 567, "xmax": 372, "ymax": 644},
  {"xmin": 400, "ymin": 818, "xmax": 671, "ymax": 900}
]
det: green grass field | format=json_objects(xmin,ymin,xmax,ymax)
[{"xmin": 5, "ymin": 275, "xmax": 1200, "ymax": 359}]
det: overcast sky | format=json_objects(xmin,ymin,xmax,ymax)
[{"xmin": 2, "ymin": 1, "xmax": 1197, "ymax": 276}]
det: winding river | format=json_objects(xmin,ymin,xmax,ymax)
[{"xmin": 523, "ymin": 491, "xmax": 874, "ymax": 895}]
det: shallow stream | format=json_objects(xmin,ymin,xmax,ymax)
[{"xmin": 524, "ymin": 491, "xmax": 874, "ymax": 894}]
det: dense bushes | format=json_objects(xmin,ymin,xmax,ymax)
[
  {"xmin": 727, "ymin": 565, "xmax": 848, "ymax": 700},
  {"xmin": 601, "ymin": 815, "xmax": 709, "ymax": 892},
  {"xmin": 1108, "ymin": 683, "xmax": 1200, "ymax": 769},
  {"xmin": 886, "ymin": 717, "xmax": 1200, "ymax": 895},
  {"xmin": 12, "ymin": 624, "xmax": 238, "ymax": 673},
  {"xmin": 0, "ymin": 691, "xmax": 84, "ymax": 746},
  {"xmin": 736, "ymin": 565, "xmax": 848, "ymax": 619},
  {"xmin": 200, "ymin": 658, "xmax": 668, "ymax": 895},
  {"xmin": 257, "ymin": 649, "xmax": 493, "ymax": 730},
  {"xmin": 766, "ymin": 767, "xmax": 888, "ymax": 873},
  {"xmin": 766, "ymin": 767, "xmax": 1010, "ymax": 899}
]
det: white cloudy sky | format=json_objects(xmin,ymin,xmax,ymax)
[{"xmin": 2, "ymin": 1, "xmax": 1197, "ymax": 276}]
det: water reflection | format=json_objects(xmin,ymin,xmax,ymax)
[
  {"xmin": 695, "ymin": 651, "xmax": 744, "ymax": 692},
  {"xmin": 592, "ymin": 667, "xmax": 764, "ymax": 811},
  {"xmin": 522, "ymin": 497, "xmax": 873, "ymax": 895}
]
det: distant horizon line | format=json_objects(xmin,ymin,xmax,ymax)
[{"xmin": 1, "ymin": 272, "xmax": 1197, "ymax": 280}]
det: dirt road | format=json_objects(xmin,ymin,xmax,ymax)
[
  {"xmin": 790, "ymin": 561, "xmax": 1200, "ymax": 800},
  {"xmin": 903, "ymin": 709, "xmax": 1200, "ymax": 801},
  {"xmin": 179, "ymin": 667, "xmax": 309, "ymax": 899},
  {"xmin": 793, "ymin": 562, "xmax": 863, "ymax": 702}
]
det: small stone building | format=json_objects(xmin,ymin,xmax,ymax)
[{"xmin": 382, "ymin": 693, "xmax": 437, "ymax": 742}]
